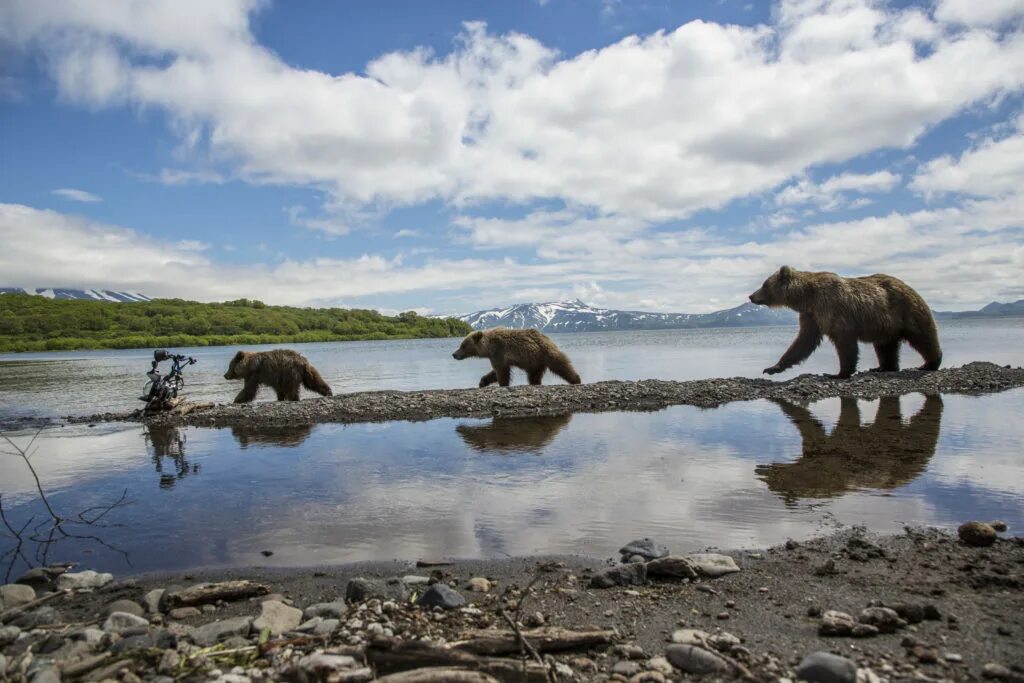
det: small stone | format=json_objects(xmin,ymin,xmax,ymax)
[
  {"xmin": 819, "ymin": 610, "xmax": 857, "ymax": 637},
  {"xmin": 295, "ymin": 653, "xmax": 357, "ymax": 678},
  {"xmin": 665, "ymin": 643, "xmax": 732, "ymax": 675},
  {"xmin": 893, "ymin": 604, "xmax": 925, "ymax": 624},
  {"xmin": 982, "ymin": 663, "xmax": 1012, "ymax": 679},
  {"xmin": 0, "ymin": 653, "xmax": 6, "ymax": 679},
  {"xmin": 103, "ymin": 599, "xmax": 145, "ymax": 618},
  {"xmin": 313, "ymin": 618, "xmax": 340, "ymax": 636},
  {"xmin": 613, "ymin": 660, "xmax": 642, "ymax": 676},
  {"xmin": 467, "ymin": 577, "xmax": 491, "ymax": 593},
  {"xmin": 859, "ymin": 607, "xmax": 905, "ymax": 633},
  {"xmin": 851, "ymin": 624, "xmax": 879, "ymax": 638},
  {"xmin": 401, "ymin": 575, "xmax": 430, "ymax": 585},
  {"xmin": 646, "ymin": 556, "xmax": 698, "ymax": 579},
  {"xmin": 684, "ymin": 553, "xmax": 741, "ymax": 577},
  {"xmin": 911, "ymin": 644, "xmax": 939, "ymax": 664},
  {"xmin": 997, "ymin": 625, "xmax": 1012, "ymax": 636},
  {"xmin": 628, "ymin": 554, "xmax": 647, "ymax": 564},
  {"xmin": 628, "ymin": 672, "xmax": 666, "ymax": 683},
  {"xmin": 56, "ymin": 570, "xmax": 113, "ymax": 591},
  {"xmin": 0, "ymin": 625, "xmax": 21, "ymax": 646},
  {"xmin": 0, "ymin": 583, "xmax": 36, "ymax": 610},
  {"xmin": 143, "ymin": 589, "xmax": 165, "ymax": 614},
  {"xmin": 416, "ymin": 584, "xmax": 465, "ymax": 610},
  {"xmin": 14, "ymin": 565, "xmax": 68, "ymax": 588},
  {"xmin": 944, "ymin": 652, "xmax": 963, "ymax": 663},
  {"xmin": 613, "ymin": 644, "xmax": 646, "ymax": 660},
  {"xmin": 202, "ymin": 604, "xmax": 217, "ymax": 614},
  {"xmin": 590, "ymin": 562, "xmax": 647, "ymax": 588},
  {"xmin": 189, "ymin": 616, "xmax": 253, "ymax": 647},
  {"xmin": 345, "ymin": 577, "xmax": 408, "ymax": 603},
  {"xmin": 958, "ymin": 521, "xmax": 997, "ymax": 547},
  {"xmin": 988, "ymin": 520, "xmax": 1008, "ymax": 532},
  {"xmin": 571, "ymin": 657, "xmax": 598, "ymax": 673},
  {"xmin": 646, "ymin": 657, "xmax": 675, "ymax": 676},
  {"xmin": 716, "ymin": 611, "xmax": 730, "ymax": 620},
  {"xmin": 11, "ymin": 605, "xmax": 58, "ymax": 628},
  {"xmin": 254, "ymin": 600, "xmax": 303, "ymax": 635},
  {"xmin": 619, "ymin": 538, "xmax": 670, "ymax": 561},
  {"xmin": 169, "ymin": 607, "xmax": 202, "ymax": 619},
  {"xmin": 303, "ymin": 601, "xmax": 348, "ymax": 620},
  {"xmin": 28, "ymin": 665, "xmax": 60, "ymax": 683},
  {"xmin": 795, "ymin": 651, "xmax": 858, "ymax": 683},
  {"xmin": 103, "ymin": 611, "xmax": 150, "ymax": 633},
  {"xmin": 710, "ymin": 632, "xmax": 741, "ymax": 651},
  {"xmin": 671, "ymin": 628, "xmax": 710, "ymax": 645}
]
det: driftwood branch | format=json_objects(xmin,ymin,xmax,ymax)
[
  {"xmin": 452, "ymin": 626, "xmax": 617, "ymax": 656},
  {"xmin": 0, "ymin": 588, "xmax": 69, "ymax": 623},
  {"xmin": 367, "ymin": 639, "xmax": 549, "ymax": 683},
  {"xmin": 376, "ymin": 669, "xmax": 500, "ymax": 683},
  {"xmin": 163, "ymin": 580, "xmax": 271, "ymax": 608}
]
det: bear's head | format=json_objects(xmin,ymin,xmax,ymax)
[
  {"xmin": 452, "ymin": 331, "xmax": 485, "ymax": 360},
  {"xmin": 224, "ymin": 351, "xmax": 249, "ymax": 380},
  {"xmin": 749, "ymin": 265, "xmax": 798, "ymax": 308}
]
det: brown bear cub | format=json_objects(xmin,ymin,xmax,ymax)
[
  {"xmin": 452, "ymin": 328, "xmax": 582, "ymax": 387},
  {"xmin": 223, "ymin": 349, "xmax": 333, "ymax": 403},
  {"xmin": 749, "ymin": 266, "xmax": 942, "ymax": 379}
]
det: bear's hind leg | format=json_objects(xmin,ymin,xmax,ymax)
[
  {"xmin": 870, "ymin": 341, "xmax": 900, "ymax": 372},
  {"xmin": 496, "ymin": 365, "xmax": 512, "ymax": 387},
  {"xmin": 827, "ymin": 337, "xmax": 859, "ymax": 379},
  {"xmin": 527, "ymin": 366, "xmax": 546, "ymax": 385},
  {"xmin": 906, "ymin": 329, "xmax": 942, "ymax": 371}
]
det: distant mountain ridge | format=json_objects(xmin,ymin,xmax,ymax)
[
  {"xmin": 0, "ymin": 287, "xmax": 151, "ymax": 303},
  {"xmin": 457, "ymin": 299, "xmax": 797, "ymax": 332},
  {"xmin": 456, "ymin": 298, "xmax": 1024, "ymax": 332}
]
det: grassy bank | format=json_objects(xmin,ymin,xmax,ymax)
[{"xmin": 0, "ymin": 294, "xmax": 472, "ymax": 352}]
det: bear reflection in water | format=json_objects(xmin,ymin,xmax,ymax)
[
  {"xmin": 456, "ymin": 414, "xmax": 572, "ymax": 454},
  {"xmin": 229, "ymin": 424, "xmax": 314, "ymax": 449},
  {"xmin": 756, "ymin": 394, "xmax": 943, "ymax": 503},
  {"xmin": 144, "ymin": 425, "xmax": 199, "ymax": 489}
]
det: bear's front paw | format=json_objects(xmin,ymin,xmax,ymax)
[{"xmin": 763, "ymin": 365, "xmax": 783, "ymax": 375}]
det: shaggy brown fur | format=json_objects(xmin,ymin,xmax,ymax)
[
  {"xmin": 223, "ymin": 349, "xmax": 333, "ymax": 403},
  {"xmin": 452, "ymin": 328, "xmax": 582, "ymax": 387},
  {"xmin": 749, "ymin": 266, "xmax": 942, "ymax": 379}
]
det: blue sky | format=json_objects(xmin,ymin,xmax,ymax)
[{"xmin": 1, "ymin": 0, "xmax": 1022, "ymax": 314}]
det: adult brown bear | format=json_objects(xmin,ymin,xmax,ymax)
[
  {"xmin": 749, "ymin": 266, "xmax": 942, "ymax": 379},
  {"xmin": 223, "ymin": 349, "xmax": 333, "ymax": 403},
  {"xmin": 452, "ymin": 328, "xmax": 581, "ymax": 387}
]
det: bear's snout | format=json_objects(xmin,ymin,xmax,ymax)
[
  {"xmin": 749, "ymin": 290, "xmax": 766, "ymax": 305},
  {"xmin": 452, "ymin": 351, "xmax": 462, "ymax": 360},
  {"xmin": 224, "ymin": 372, "xmax": 233, "ymax": 380}
]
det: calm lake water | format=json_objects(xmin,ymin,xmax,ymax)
[
  {"xmin": 1, "ymin": 318, "xmax": 1022, "ymax": 421},
  {"xmin": 0, "ymin": 319, "xmax": 1021, "ymax": 577}
]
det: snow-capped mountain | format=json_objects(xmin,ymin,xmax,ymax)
[
  {"xmin": 0, "ymin": 287, "xmax": 151, "ymax": 302},
  {"xmin": 457, "ymin": 299, "xmax": 797, "ymax": 332}
]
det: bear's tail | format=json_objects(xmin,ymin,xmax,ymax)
[
  {"xmin": 548, "ymin": 352, "xmax": 581, "ymax": 385},
  {"xmin": 302, "ymin": 364, "xmax": 333, "ymax": 397}
]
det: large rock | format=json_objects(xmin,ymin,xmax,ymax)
[
  {"xmin": 190, "ymin": 617, "xmax": 254, "ymax": 647},
  {"xmin": 796, "ymin": 651, "xmax": 858, "ymax": 683},
  {"xmin": 590, "ymin": 562, "xmax": 647, "ymax": 589},
  {"xmin": 303, "ymin": 601, "xmax": 348, "ymax": 620},
  {"xmin": 0, "ymin": 584, "xmax": 36, "ymax": 611},
  {"xmin": 254, "ymin": 600, "xmax": 303, "ymax": 636},
  {"xmin": 959, "ymin": 521, "xmax": 997, "ymax": 547},
  {"xmin": 684, "ymin": 553, "xmax": 741, "ymax": 578},
  {"xmin": 819, "ymin": 610, "xmax": 878, "ymax": 638},
  {"xmin": 15, "ymin": 565, "xmax": 68, "ymax": 589},
  {"xmin": 619, "ymin": 538, "xmax": 670, "ymax": 561},
  {"xmin": 56, "ymin": 570, "xmax": 113, "ymax": 591},
  {"xmin": 646, "ymin": 556, "xmax": 698, "ymax": 580},
  {"xmin": 670, "ymin": 628, "xmax": 710, "ymax": 645},
  {"xmin": 103, "ymin": 599, "xmax": 145, "ymax": 618},
  {"xmin": 11, "ymin": 606, "xmax": 59, "ymax": 628},
  {"xmin": 416, "ymin": 584, "xmax": 466, "ymax": 610},
  {"xmin": 293, "ymin": 653, "xmax": 360, "ymax": 681},
  {"xmin": 665, "ymin": 644, "xmax": 732, "ymax": 675},
  {"xmin": 103, "ymin": 611, "xmax": 150, "ymax": 633},
  {"xmin": 345, "ymin": 577, "xmax": 409, "ymax": 603},
  {"xmin": 0, "ymin": 625, "xmax": 21, "ymax": 646}
]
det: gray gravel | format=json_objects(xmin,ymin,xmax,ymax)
[{"xmin": 69, "ymin": 361, "xmax": 1024, "ymax": 428}]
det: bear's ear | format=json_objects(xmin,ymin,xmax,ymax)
[
  {"xmin": 779, "ymin": 265, "xmax": 793, "ymax": 282},
  {"xmin": 232, "ymin": 351, "xmax": 246, "ymax": 363},
  {"xmin": 471, "ymin": 331, "xmax": 484, "ymax": 342}
]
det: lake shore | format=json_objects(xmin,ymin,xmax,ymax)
[
  {"xmin": 69, "ymin": 361, "xmax": 1024, "ymax": 428},
  {"xmin": 3, "ymin": 527, "xmax": 1020, "ymax": 681}
]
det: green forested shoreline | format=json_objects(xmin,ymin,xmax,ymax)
[{"xmin": 0, "ymin": 294, "xmax": 472, "ymax": 352}]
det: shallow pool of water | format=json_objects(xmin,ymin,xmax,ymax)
[{"xmin": 2, "ymin": 389, "xmax": 1021, "ymax": 578}]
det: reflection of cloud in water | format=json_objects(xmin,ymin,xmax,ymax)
[
  {"xmin": 456, "ymin": 415, "xmax": 572, "ymax": 453},
  {"xmin": 756, "ymin": 395, "xmax": 942, "ymax": 503},
  {"xmin": 230, "ymin": 424, "xmax": 314, "ymax": 449}
]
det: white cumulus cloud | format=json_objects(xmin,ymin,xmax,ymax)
[{"xmin": 51, "ymin": 188, "xmax": 101, "ymax": 202}]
